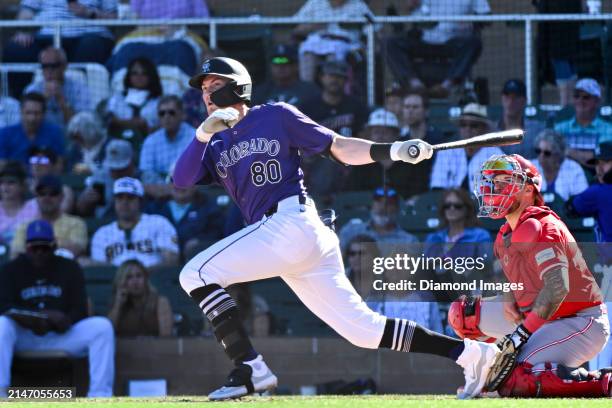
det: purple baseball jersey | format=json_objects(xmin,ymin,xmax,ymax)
[{"xmin": 173, "ymin": 102, "xmax": 336, "ymax": 224}]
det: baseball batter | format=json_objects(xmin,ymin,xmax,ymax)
[
  {"xmin": 173, "ymin": 57, "xmax": 499, "ymax": 400},
  {"xmin": 449, "ymin": 154, "xmax": 611, "ymax": 397}
]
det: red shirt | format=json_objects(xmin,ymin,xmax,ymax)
[{"xmin": 494, "ymin": 206, "xmax": 602, "ymax": 328}]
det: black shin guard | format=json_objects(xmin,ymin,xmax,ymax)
[{"xmin": 190, "ymin": 284, "xmax": 256, "ymax": 363}]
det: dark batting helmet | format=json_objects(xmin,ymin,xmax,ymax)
[{"xmin": 189, "ymin": 57, "xmax": 252, "ymax": 107}]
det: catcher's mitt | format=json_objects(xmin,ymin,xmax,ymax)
[{"xmin": 484, "ymin": 337, "xmax": 519, "ymax": 391}]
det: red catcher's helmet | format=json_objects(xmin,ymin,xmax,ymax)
[{"xmin": 474, "ymin": 154, "xmax": 544, "ymax": 219}]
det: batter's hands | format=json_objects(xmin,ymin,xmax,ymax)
[
  {"xmin": 196, "ymin": 107, "xmax": 239, "ymax": 143},
  {"xmin": 393, "ymin": 139, "xmax": 433, "ymax": 164}
]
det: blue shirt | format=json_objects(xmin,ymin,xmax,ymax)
[
  {"xmin": 0, "ymin": 122, "xmax": 64, "ymax": 164},
  {"xmin": 572, "ymin": 183, "xmax": 612, "ymax": 243},
  {"xmin": 554, "ymin": 117, "xmax": 612, "ymax": 150},
  {"xmin": 139, "ymin": 122, "xmax": 194, "ymax": 184},
  {"xmin": 424, "ymin": 227, "xmax": 493, "ymax": 266}
]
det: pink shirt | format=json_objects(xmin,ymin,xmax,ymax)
[
  {"xmin": 131, "ymin": 0, "xmax": 209, "ymax": 19},
  {"xmin": 0, "ymin": 199, "xmax": 39, "ymax": 245}
]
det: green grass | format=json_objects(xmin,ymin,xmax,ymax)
[{"xmin": 2, "ymin": 395, "xmax": 611, "ymax": 408}]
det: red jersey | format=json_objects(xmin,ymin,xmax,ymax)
[{"xmin": 494, "ymin": 206, "xmax": 602, "ymax": 322}]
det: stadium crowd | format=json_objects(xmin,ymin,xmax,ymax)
[{"xmin": 0, "ymin": 0, "xmax": 611, "ymax": 397}]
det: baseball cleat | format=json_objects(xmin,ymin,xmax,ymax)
[
  {"xmin": 456, "ymin": 338, "xmax": 500, "ymax": 399},
  {"xmin": 208, "ymin": 355, "xmax": 277, "ymax": 401}
]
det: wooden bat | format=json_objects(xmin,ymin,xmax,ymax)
[{"xmin": 407, "ymin": 129, "xmax": 524, "ymax": 159}]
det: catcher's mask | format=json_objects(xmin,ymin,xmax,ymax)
[
  {"xmin": 189, "ymin": 57, "xmax": 252, "ymax": 108},
  {"xmin": 474, "ymin": 154, "xmax": 543, "ymax": 219}
]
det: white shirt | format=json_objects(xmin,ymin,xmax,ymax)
[
  {"xmin": 0, "ymin": 97, "xmax": 20, "ymax": 128},
  {"xmin": 106, "ymin": 91, "xmax": 159, "ymax": 129},
  {"xmin": 294, "ymin": 0, "xmax": 372, "ymax": 43},
  {"xmin": 417, "ymin": 0, "xmax": 491, "ymax": 44},
  {"xmin": 91, "ymin": 213, "xmax": 178, "ymax": 267},
  {"xmin": 430, "ymin": 146, "xmax": 504, "ymax": 193},
  {"xmin": 532, "ymin": 158, "xmax": 589, "ymax": 201}
]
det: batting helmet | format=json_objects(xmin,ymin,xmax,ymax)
[{"xmin": 189, "ymin": 57, "xmax": 252, "ymax": 107}]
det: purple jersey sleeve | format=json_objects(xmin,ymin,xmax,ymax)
[
  {"xmin": 173, "ymin": 138, "xmax": 215, "ymax": 187},
  {"xmin": 279, "ymin": 102, "xmax": 336, "ymax": 157}
]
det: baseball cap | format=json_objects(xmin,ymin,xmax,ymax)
[
  {"xmin": 26, "ymin": 220, "xmax": 55, "ymax": 244},
  {"xmin": 35, "ymin": 174, "xmax": 63, "ymax": 195},
  {"xmin": 321, "ymin": 60, "xmax": 349, "ymax": 78},
  {"xmin": 103, "ymin": 139, "xmax": 133, "ymax": 170},
  {"xmin": 575, "ymin": 78, "xmax": 601, "ymax": 99},
  {"xmin": 29, "ymin": 146, "xmax": 58, "ymax": 165},
  {"xmin": 0, "ymin": 161, "xmax": 27, "ymax": 181},
  {"xmin": 271, "ymin": 44, "xmax": 297, "ymax": 65},
  {"xmin": 366, "ymin": 108, "xmax": 399, "ymax": 129},
  {"xmin": 587, "ymin": 141, "xmax": 612, "ymax": 165},
  {"xmin": 502, "ymin": 79, "xmax": 526, "ymax": 97},
  {"xmin": 113, "ymin": 177, "xmax": 144, "ymax": 197}
]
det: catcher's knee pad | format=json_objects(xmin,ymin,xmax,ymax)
[
  {"xmin": 498, "ymin": 362, "xmax": 611, "ymax": 397},
  {"xmin": 448, "ymin": 295, "xmax": 495, "ymax": 342}
]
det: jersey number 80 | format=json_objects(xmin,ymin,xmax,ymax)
[{"xmin": 251, "ymin": 160, "xmax": 282, "ymax": 186}]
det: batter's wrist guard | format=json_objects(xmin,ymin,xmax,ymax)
[{"xmin": 369, "ymin": 143, "xmax": 392, "ymax": 162}]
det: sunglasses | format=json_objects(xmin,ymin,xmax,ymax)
[
  {"xmin": 130, "ymin": 70, "xmax": 147, "ymax": 76},
  {"xmin": 374, "ymin": 187, "xmax": 398, "ymax": 198},
  {"xmin": 41, "ymin": 62, "xmax": 62, "ymax": 70},
  {"xmin": 26, "ymin": 243, "xmax": 54, "ymax": 252},
  {"xmin": 37, "ymin": 190, "xmax": 61, "ymax": 197},
  {"xmin": 534, "ymin": 148, "xmax": 553, "ymax": 157},
  {"xmin": 443, "ymin": 202, "xmax": 465, "ymax": 210},
  {"xmin": 29, "ymin": 156, "xmax": 52, "ymax": 165},
  {"xmin": 272, "ymin": 56, "xmax": 291, "ymax": 65},
  {"xmin": 347, "ymin": 250, "xmax": 361, "ymax": 257},
  {"xmin": 459, "ymin": 121, "xmax": 484, "ymax": 130},
  {"xmin": 573, "ymin": 93, "xmax": 594, "ymax": 101},
  {"xmin": 158, "ymin": 110, "xmax": 176, "ymax": 117}
]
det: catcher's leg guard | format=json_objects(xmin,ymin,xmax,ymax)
[
  {"xmin": 498, "ymin": 362, "xmax": 611, "ymax": 397},
  {"xmin": 448, "ymin": 295, "xmax": 495, "ymax": 342}
]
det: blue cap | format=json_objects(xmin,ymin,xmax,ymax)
[{"xmin": 26, "ymin": 220, "xmax": 55, "ymax": 244}]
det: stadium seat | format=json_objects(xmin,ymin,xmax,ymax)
[
  {"xmin": 83, "ymin": 265, "xmax": 115, "ymax": 315},
  {"xmin": 332, "ymin": 191, "xmax": 374, "ymax": 228}
]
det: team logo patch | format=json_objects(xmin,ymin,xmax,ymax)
[
  {"xmin": 535, "ymin": 247, "xmax": 556, "ymax": 265},
  {"xmin": 202, "ymin": 62, "xmax": 211, "ymax": 73}
]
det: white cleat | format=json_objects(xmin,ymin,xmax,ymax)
[
  {"xmin": 208, "ymin": 355, "xmax": 278, "ymax": 401},
  {"xmin": 456, "ymin": 338, "xmax": 500, "ymax": 399}
]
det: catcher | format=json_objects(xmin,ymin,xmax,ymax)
[{"xmin": 448, "ymin": 154, "xmax": 611, "ymax": 398}]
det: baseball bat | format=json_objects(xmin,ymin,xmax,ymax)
[{"xmin": 407, "ymin": 129, "xmax": 524, "ymax": 159}]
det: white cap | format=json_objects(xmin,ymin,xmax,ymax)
[
  {"xmin": 366, "ymin": 108, "xmax": 399, "ymax": 129},
  {"xmin": 113, "ymin": 177, "xmax": 144, "ymax": 197},
  {"xmin": 575, "ymin": 78, "xmax": 601, "ymax": 98}
]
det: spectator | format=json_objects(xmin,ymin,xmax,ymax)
[
  {"xmin": 2, "ymin": 0, "xmax": 117, "ymax": 98},
  {"xmin": 0, "ymin": 220, "xmax": 115, "ymax": 397},
  {"xmin": 292, "ymin": 0, "xmax": 373, "ymax": 82},
  {"xmin": 0, "ymin": 162, "xmax": 38, "ymax": 246},
  {"xmin": 76, "ymin": 139, "xmax": 139, "ymax": 218},
  {"xmin": 532, "ymin": 129, "xmax": 588, "ymax": 201},
  {"xmin": 554, "ymin": 78, "xmax": 612, "ymax": 167},
  {"xmin": 11, "ymin": 175, "xmax": 88, "ymax": 259},
  {"xmin": 400, "ymin": 91, "xmax": 445, "ymax": 144},
  {"xmin": 107, "ymin": 259, "xmax": 173, "ymax": 337},
  {"xmin": 28, "ymin": 147, "xmax": 75, "ymax": 213},
  {"xmin": 345, "ymin": 108, "xmax": 431, "ymax": 199},
  {"xmin": 65, "ymin": 111, "xmax": 110, "ymax": 176},
  {"xmin": 430, "ymin": 103, "xmax": 503, "ymax": 192},
  {"xmin": 24, "ymin": 46, "xmax": 91, "ymax": 128},
  {"xmin": 89, "ymin": 177, "xmax": 179, "ymax": 268},
  {"xmin": 0, "ymin": 93, "xmax": 64, "ymax": 166},
  {"xmin": 383, "ymin": 82, "xmax": 404, "ymax": 121},
  {"xmin": 496, "ymin": 79, "xmax": 546, "ymax": 159},
  {"xmin": 385, "ymin": 0, "xmax": 489, "ymax": 97},
  {"xmin": 104, "ymin": 57, "xmax": 162, "ymax": 143},
  {"xmin": 251, "ymin": 44, "xmax": 321, "ymax": 115},
  {"xmin": 150, "ymin": 184, "xmax": 224, "ymax": 260},
  {"xmin": 139, "ymin": 95, "xmax": 194, "ymax": 199},
  {"xmin": 343, "ymin": 234, "xmax": 379, "ymax": 297},
  {"xmin": 339, "ymin": 187, "xmax": 419, "ymax": 254},
  {"xmin": 0, "ymin": 93, "xmax": 20, "ymax": 128}
]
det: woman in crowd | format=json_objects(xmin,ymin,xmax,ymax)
[
  {"xmin": 65, "ymin": 111, "xmax": 110, "ymax": 176},
  {"xmin": 0, "ymin": 161, "xmax": 38, "ymax": 246},
  {"xmin": 108, "ymin": 259, "xmax": 173, "ymax": 337}
]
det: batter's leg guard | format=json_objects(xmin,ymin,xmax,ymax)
[
  {"xmin": 498, "ymin": 362, "xmax": 611, "ymax": 397},
  {"xmin": 189, "ymin": 284, "xmax": 256, "ymax": 363},
  {"xmin": 448, "ymin": 295, "xmax": 496, "ymax": 343}
]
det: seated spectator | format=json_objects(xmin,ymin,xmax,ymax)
[
  {"xmin": 385, "ymin": 0, "xmax": 490, "ymax": 97},
  {"xmin": 0, "ymin": 92, "xmax": 64, "ymax": 166},
  {"xmin": 292, "ymin": 0, "xmax": 373, "ymax": 83},
  {"xmin": 496, "ymin": 79, "xmax": 546, "ymax": 159},
  {"xmin": 343, "ymin": 234, "xmax": 379, "ymax": 296},
  {"xmin": 2, "ymin": 0, "xmax": 117, "ymax": 98},
  {"xmin": 0, "ymin": 162, "xmax": 38, "ymax": 246},
  {"xmin": 11, "ymin": 175, "xmax": 87, "ymax": 259},
  {"xmin": 383, "ymin": 82, "xmax": 404, "ymax": 121},
  {"xmin": 107, "ymin": 259, "xmax": 173, "ymax": 337},
  {"xmin": 103, "ymin": 57, "xmax": 162, "ymax": 144},
  {"xmin": 345, "ymin": 108, "xmax": 430, "ymax": 199},
  {"xmin": 0, "ymin": 220, "xmax": 115, "ymax": 397},
  {"xmin": 400, "ymin": 91, "xmax": 444, "ymax": 144},
  {"xmin": 251, "ymin": 44, "xmax": 320, "ymax": 115},
  {"xmin": 28, "ymin": 147, "xmax": 74, "ymax": 213},
  {"xmin": 430, "ymin": 103, "xmax": 503, "ymax": 192},
  {"xmin": 0, "ymin": 92, "xmax": 20, "ymax": 128},
  {"xmin": 224, "ymin": 284, "xmax": 275, "ymax": 338},
  {"xmin": 88, "ymin": 177, "xmax": 179, "ymax": 268},
  {"xmin": 65, "ymin": 111, "xmax": 110, "ymax": 175},
  {"xmin": 76, "ymin": 139, "xmax": 140, "ymax": 218},
  {"xmin": 150, "ymin": 184, "xmax": 224, "ymax": 260},
  {"xmin": 532, "ymin": 129, "xmax": 588, "ymax": 201},
  {"xmin": 139, "ymin": 95, "xmax": 194, "ymax": 199},
  {"xmin": 339, "ymin": 187, "xmax": 419, "ymax": 255},
  {"xmin": 554, "ymin": 78, "xmax": 612, "ymax": 167},
  {"xmin": 24, "ymin": 46, "xmax": 91, "ymax": 128}
]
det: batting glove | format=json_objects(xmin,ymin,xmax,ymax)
[
  {"xmin": 196, "ymin": 107, "xmax": 240, "ymax": 143},
  {"xmin": 391, "ymin": 139, "xmax": 433, "ymax": 164}
]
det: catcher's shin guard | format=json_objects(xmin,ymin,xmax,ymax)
[
  {"xmin": 448, "ymin": 295, "xmax": 496, "ymax": 342},
  {"xmin": 498, "ymin": 362, "xmax": 611, "ymax": 397}
]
